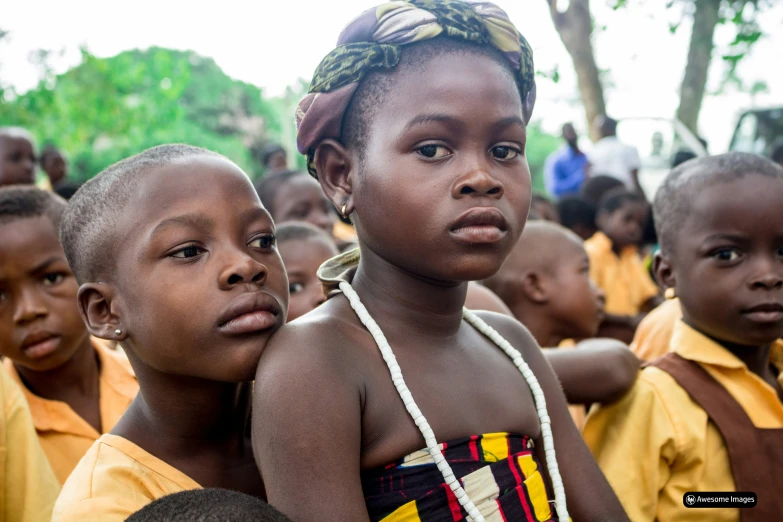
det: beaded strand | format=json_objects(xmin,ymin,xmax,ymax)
[{"xmin": 338, "ymin": 281, "xmax": 569, "ymax": 521}]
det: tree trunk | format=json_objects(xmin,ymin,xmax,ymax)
[
  {"xmin": 547, "ymin": 0, "xmax": 606, "ymax": 142},
  {"xmin": 676, "ymin": 0, "xmax": 721, "ymax": 135}
]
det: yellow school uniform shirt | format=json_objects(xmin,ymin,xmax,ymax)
[
  {"xmin": 583, "ymin": 321, "xmax": 783, "ymax": 522},
  {"xmin": 0, "ymin": 364, "xmax": 60, "ymax": 522},
  {"xmin": 53, "ymin": 433, "xmax": 201, "ymax": 521},
  {"xmin": 4, "ymin": 338, "xmax": 138, "ymax": 483},
  {"xmin": 584, "ymin": 231, "xmax": 659, "ymax": 316},
  {"xmin": 630, "ymin": 297, "xmax": 682, "ymax": 361}
]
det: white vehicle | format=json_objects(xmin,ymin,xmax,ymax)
[{"xmin": 729, "ymin": 106, "xmax": 783, "ymax": 157}]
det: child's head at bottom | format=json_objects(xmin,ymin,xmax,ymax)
[
  {"xmin": 485, "ymin": 221, "xmax": 605, "ymax": 343},
  {"xmin": 60, "ymin": 144, "xmax": 289, "ymax": 382},
  {"xmin": 654, "ymin": 152, "xmax": 783, "ymax": 347},
  {"xmin": 276, "ymin": 222, "xmax": 339, "ymax": 322},
  {"xmin": 0, "ymin": 187, "xmax": 90, "ymax": 371},
  {"xmin": 126, "ymin": 489, "xmax": 291, "ymax": 522}
]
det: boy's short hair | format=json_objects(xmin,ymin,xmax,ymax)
[
  {"xmin": 556, "ymin": 196, "xmax": 596, "ymax": 230},
  {"xmin": 0, "ymin": 186, "xmax": 67, "ymax": 229},
  {"xmin": 261, "ymin": 143, "xmax": 286, "ymax": 167},
  {"xmin": 254, "ymin": 170, "xmax": 308, "ymax": 216},
  {"xmin": 654, "ymin": 152, "xmax": 783, "ymax": 256},
  {"xmin": 0, "ymin": 126, "xmax": 36, "ymax": 146},
  {"xmin": 597, "ymin": 187, "xmax": 643, "ymax": 215},
  {"xmin": 125, "ymin": 488, "xmax": 291, "ymax": 522},
  {"xmin": 580, "ymin": 175, "xmax": 624, "ymax": 205},
  {"xmin": 60, "ymin": 144, "xmax": 221, "ymax": 284},
  {"xmin": 276, "ymin": 221, "xmax": 337, "ymax": 249}
]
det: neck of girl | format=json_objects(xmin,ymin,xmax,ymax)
[
  {"xmin": 351, "ymin": 245, "xmax": 469, "ymax": 339},
  {"xmin": 15, "ymin": 334, "xmax": 99, "ymax": 399}
]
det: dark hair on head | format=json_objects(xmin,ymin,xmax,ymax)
[
  {"xmin": 60, "ymin": 144, "xmax": 222, "ymax": 284},
  {"xmin": 597, "ymin": 187, "xmax": 643, "ymax": 215},
  {"xmin": 654, "ymin": 152, "xmax": 783, "ymax": 256},
  {"xmin": 342, "ymin": 36, "xmax": 521, "ymax": 162},
  {"xmin": 580, "ymin": 175, "xmax": 624, "ymax": 205},
  {"xmin": 596, "ymin": 115, "xmax": 617, "ymax": 137},
  {"xmin": 254, "ymin": 170, "xmax": 310, "ymax": 217},
  {"xmin": 261, "ymin": 143, "xmax": 286, "ymax": 167},
  {"xmin": 39, "ymin": 144, "xmax": 62, "ymax": 166},
  {"xmin": 772, "ymin": 143, "xmax": 783, "ymax": 165},
  {"xmin": 53, "ymin": 181, "xmax": 82, "ymax": 201},
  {"xmin": 671, "ymin": 149, "xmax": 697, "ymax": 168},
  {"xmin": 0, "ymin": 185, "xmax": 67, "ymax": 229},
  {"xmin": 531, "ymin": 194, "xmax": 551, "ymax": 204},
  {"xmin": 556, "ymin": 196, "xmax": 596, "ymax": 230},
  {"xmin": 276, "ymin": 221, "xmax": 338, "ymax": 251},
  {"xmin": 125, "ymin": 488, "xmax": 292, "ymax": 522}
]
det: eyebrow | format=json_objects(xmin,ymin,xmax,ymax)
[
  {"xmin": 29, "ymin": 256, "xmax": 63, "ymax": 275},
  {"xmin": 150, "ymin": 213, "xmax": 215, "ymax": 238},
  {"xmin": 702, "ymin": 233, "xmax": 749, "ymax": 243},
  {"xmin": 490, "ymin": 116, "xmax": 526, "ymax": 132},
  {"xmin": 403, "ymin": 114, "xmax": 465, "ymax": 134}
]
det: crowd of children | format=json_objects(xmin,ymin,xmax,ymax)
[{"xmin": 2, "ymin": 1, "xmax": 783, "ymax": 521}]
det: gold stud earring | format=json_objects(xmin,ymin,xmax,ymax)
[
  {"xmin": 341, "ymin": 203, "xmax": 348, "ymax": 219},
  {"xmin": 114, "ymin": 328, "xmax": 122, "ymax": 336}
]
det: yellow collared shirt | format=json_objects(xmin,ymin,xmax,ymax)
[
  {"xmin": 5, "ymin": 338, "xmax": 139, "ymax": 483},
  {"xmin": 0, "ymin": 364, "xmax": 60, "ymax": 522},
  {"xmin": 630, "ymin": 298, "xmax": 682, "ymax": 361},
  {"xmin": 584, "ymin": 232, "xmax": 659, "ymax": 316},
  {"xmin": 53, "ymin": 434, "xmax": 201, "ymax": 522},
  {"xmin": 583, "ymin": 322, "xmax": 783, "ymax": 522}
]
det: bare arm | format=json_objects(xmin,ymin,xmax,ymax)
[
  {"xmin": 482, "ymin": 313, "xmax": 629, "ymax": 521},
  {"xmin": 544, "ymin": 340, "xmax": 640, "ymax": 405},
  {"xmin": 252, "ymin": 326, "xmax": 370, "ymax": 522}
]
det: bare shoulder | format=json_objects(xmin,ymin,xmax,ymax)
[{"xmin": 471, "ymin": 310, "xmax": 542, "ymax": 360}]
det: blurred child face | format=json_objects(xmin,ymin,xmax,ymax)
[
  {"xmin": 109, "ymin": 156, "xmax": 289, "ymax": 382},
  {"xmin": 600, "ymin": 200, "xmax": 645, "ymax": 250},
  {"xmin": 663, "ymin": 174, "xmax": 783, "ymax": 347},
  {"xmin": 266, "ymin": 150, "xmax": 288, "ymax": 172},
  {"xmin": 0, "ymin": 217, "xmax": 90, "ymax": 371},
  {"xmin": 532, "ymin": 199, "xmax": 559, "ymax": 223},
  {"xmin": 273, "ymin": 176, "xmax": 337, "ymax": 235},
  {"xmin": 351, "ymin": 52, "xmax": 531, "ymax": 281},
  {"xmin": 279, "ymin": 238, "xmax": 338, "ymax": 322},
  {"xmin": 0, "ymin": 136, "xmax": 36, "ymax": 186},
  {"xmin": 43, "ymin": 150, "xmax": 68, "ymax": 184},
  {"xmin": 546, "ymin": 234, "xmax": 605, "ymax": 339}
]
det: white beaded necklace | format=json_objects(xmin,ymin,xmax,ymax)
[{"xmin": 338, "ymin": 281, "xmax": 569, "ymax": 522}]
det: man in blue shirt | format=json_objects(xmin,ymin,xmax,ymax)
[{"xmin": 544, "ymin": 123, "xmax": 588, "ymax": 198}]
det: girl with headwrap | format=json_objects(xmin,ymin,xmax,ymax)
[{"xmin": 253, "ymin": 2, "xmax": 627, "ymax": 521}]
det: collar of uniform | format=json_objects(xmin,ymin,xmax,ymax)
[
  {"xmin": 317, "ymin": 247, "xmax": 360, "ymax": 299},
  {"xmin": 586, "ymin": 231, "xmax": 638, "ymax": 260}
]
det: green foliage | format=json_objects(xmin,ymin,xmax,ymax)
[
  {"xmin": 526, "ymin": 122, "xmax": 562, "ymax": 195},
  {"xmin": 0, "ymin": 47, "xmax": 284, "ymax": 181}
]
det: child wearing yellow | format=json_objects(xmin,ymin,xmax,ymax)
[
  {"xmin": 53, "ymin": 145, "xmax": 289, "ymax": 521},
  {"xmin": 0, "ymin": 364, "xmax": 60, "ymax": 522},
  {"xmin": 585, "ymin": 188, "xmax": 662, "ymax": 343},
  {"xmin": 0, "ymin": 187, "xmax": 138, "ymax": 484},
  {"xmin": 583, "ymin": 152, "xmax": 783, "ymax": 521}
]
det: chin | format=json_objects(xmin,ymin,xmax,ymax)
[{"xmin": 443, "ymin": 254, "xmax": 507, "ymax": 282}]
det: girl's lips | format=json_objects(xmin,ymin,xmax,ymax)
[{"xmin": 22, "ymin": 335, "xmax": 61, "ymax": 360}]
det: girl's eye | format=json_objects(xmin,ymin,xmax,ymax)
[
  {"xmin": 713, "ymin": 248, "xmax": 740, "ymax": 262},
  {"xmin": 289, "ymin": 282, "xmax": 305, "ymax": 294},
  {"xmin": 249, "ymin": 235, "xmax": 276, "ymax": 249},
  {"xmin": 0, "ymin": 290, "xmax": 7, "ymax": 302},
  {"xmin": 171, "ymin": 245, "xmax": 204, "ymax": 259},
  {"xmin": 416, "ymin": 144, "xmax": 451, "ymax": 159},
  {"xmin": 43, "ymin": 273, "xmax": 65, "ymax": 286},
  {"xmin": 491, "ymin": 146, "xmax": 520, "ymax": 160}
]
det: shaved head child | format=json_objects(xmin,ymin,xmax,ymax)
[
  {"xmin": 252, "ymin": 2, "xmax": 628, "ymax": 521},
  {"xmin": 276, "ymin": 222, "xmax": 339, "ymax": 322},
  {"xmin": 0, "ymin": 187, "xmax": 138, "ymax": 484},
  {"xmin": 584, "ymin": 152, "xmax": 783, "ymax": 521},
  {"xmin": 52, "ymin": 145, "xmax": 289, "ymax": 521},
  {"xmin": 585, "ymin": 188, "xmax": 662, "ymax": 342},
  {"xmin": 126, "ymin": 489, "xmax": 292, "ymax": 522},
  {"xmin": 0, "ymin": 127, "xmax": 36, "ymax": 187}
]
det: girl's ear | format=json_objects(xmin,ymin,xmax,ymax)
[
  {"xmin": 77, "ymin": 282, "xmax": 127, "ymax": 342},
  {"xmin": 653, "ymin": 251, "xmax": 676, "ymax": 293},
  {"xmin": 314, "ymin": 139, "xmax": 355, "ymax": 218}
]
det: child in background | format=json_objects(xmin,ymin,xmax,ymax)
[
  {"xmin": 579, "ymin": 174, "xmax": 623, "ymax": 206},
  {"xmin": 276, "ymin": 222, "xmax": 339, "ymax": 322},
  {"xmin": 484, "ymin": 221, "xmax": 639, "ymax": 430},
  {"xmin": 556, "ymin": 195, "xmax": 597, "ymax": 241},
  {"xmin": 586, "ymin": 188, "xmax": 662, "ymax": 343},
  {"xmin": 0, "ymin": 187, "xmax": 138, "ymax": 484},
  {"xmin": 53, "ymin": 145, "xmax": 289, "ymax": 520},
  {"xmin": 0, "ymin": 127, "xmax": 36, "ymax": 187},
  {"xmin": 584, "ymin": 152, "xmax": 783, "ymax": 521},
  {"xmin": 126, "ymin": 489, "xmax": 292, "ymax": 522},
  {"xmin": 253, "ymin": 2, "xmax": 627, "ymax": 521},
  {"xmin": 0, "ymin": 364, "xmax": 61, "ymax": 521},
  {"xmin": 530, "ymin": 193, "xmax": 559, "ymax": 223},
  {"xmin": 260, "ymin": 143, "xmax": 289, "ymax": 175}
]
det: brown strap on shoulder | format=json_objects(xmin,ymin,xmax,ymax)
[{"xmin": 646, "ymin": 353, "xmax": 783, "ymax": 522}]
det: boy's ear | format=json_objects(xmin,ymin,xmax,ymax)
[
  {"xmin": 314, "ymin": 139, "xmax": 355, "ymax": 216},
  {"xmin": 520, "ymin": 270, "xmax": 548, "ymax": 304},
  {"xmin": 77, "ymin": 283, "xmax": 126, "ymax": 342},
  {"xmin": 653, "ymin": 251, "xmax": 675, "ymax": 291}
]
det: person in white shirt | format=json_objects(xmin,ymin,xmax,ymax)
[{"xmin": 587, "ymin": 116, "xmax": 643, "ymax": 196}]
